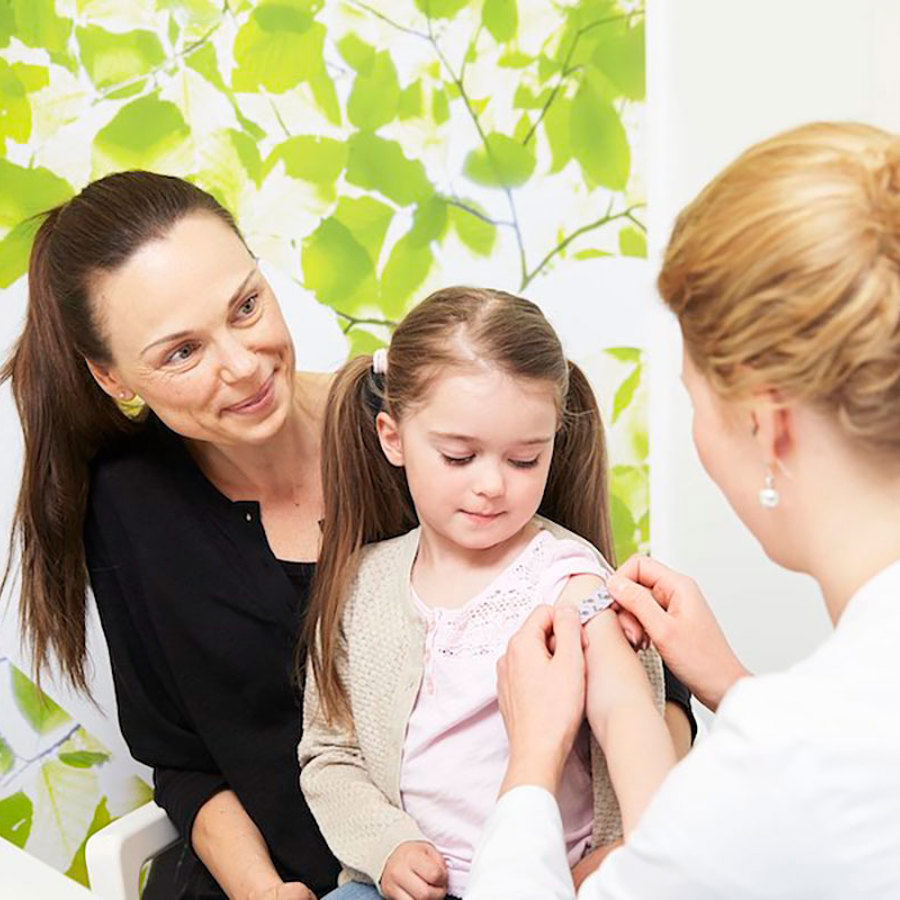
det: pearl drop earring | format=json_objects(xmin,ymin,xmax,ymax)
[{"xmin": 759, "ymin": 470, "xmax": 780, "ymax": 508}]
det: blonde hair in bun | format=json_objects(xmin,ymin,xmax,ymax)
[{"xmin": 659, "ymin": 121, "xmax": 900, "ymax": 455}]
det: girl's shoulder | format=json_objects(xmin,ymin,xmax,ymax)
[
  {"xmin": 532, "ymin": 515, "xmax": 607, "ymax": 560},
  {"xmin": 354, "ymin": 528, "xmax": 421, "ymax": 585}
]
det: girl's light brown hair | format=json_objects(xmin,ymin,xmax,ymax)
[
  {"xmin": 304, "ymin": 286, "xmax": 613, "ymax": 725},
  {"xmin": 659, "ymin": 122, "xmax": 900, "ymax": 453},
  {"xmin": 3, "ymin": 171, "xmax": 241, "ymax": 692}
]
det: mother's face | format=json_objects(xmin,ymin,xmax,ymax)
[{"xmin": 87, "ymin": 213, "xmax": 297, "ymax": 448}]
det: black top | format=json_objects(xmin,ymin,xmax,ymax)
[{"xmin": 84, "ymin": 416, "xmax": 340, "ymax": 898}]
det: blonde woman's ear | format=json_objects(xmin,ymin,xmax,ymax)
[{"xmin": 375, "ymin": 410, "xmax": 405, "ymax": 467}]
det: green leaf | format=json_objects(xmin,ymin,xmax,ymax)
[
  {"xmin": 618, "ymin": 226, "xmax": 646, "ymax": 258},
  {"xmin": 513, "ymin": 113, "xmax": 530, "ymax": 143},
  {"xmin": 483, "ymin": 0, "xmax": 517, "ymax": 43},
  {"xmin": 610, "ymin": 464, "xmax": 648, "ymax": 522},
  {"xmin": 0, "ymin": 59, "xmax": 30, "ymax": 143},
  {"xmin": 398, "ymin": 81, "xmax": 423, "ymax": 119},
  {"xmin": 347, "ymin": 327, "xmax": 386, "ymax": 358},
  {"xmin": 431, "ymin": 87, "xmax": 449, "ymax": 125},
  {"xmin": 11, "ymin": 62, "xmax": 49, "ymax": 93},
  {"xmin": 346, "ymin": 132, "xmax": 431, "ymax": 206},
  {"xmin": 543, "ymin": 94, "xmax": 572, "ymax": 172},
  {"xmin": 513, "ymin": 84, "xmax": 550, "ymax": 110},
  {"xmin": 11, "ymin": 666, "xmax": 71, "ymax": 734},
  {"xmin": 0, "ymin": 792, "xmax": 33, "ymax": 849},
  {"xmin": 414, "ymin": 0, "xmax": 468, "ymax": 20},
  {"xmin": 0, "ymin": 217, "xmax": 40, "ymax": 287},
  {"xmin": 463, "ymin": 132, "xmax": 535, "ymax": 188},
  {"xmin": 102, "ymin": 81, "xmax": 147, "ymax": 101},
  {"xmin": 11, "ymin": 0, "xmax": 70, "ymax": 56},
  {"xmin": 593, "ymin": 19, "xmax": 645, "ymax": 100},
  {"xmin": 0, "ymin": 0, "xmax": 14, "ymax": 49},
  {"xmin": 448, "ymin": 201, "xmax": 497, "ymax": 257},
  {"xmin": 64, "ymin": 797, "xmax": 111, "ymax": 887},
  {"xmin": 0, "ymin": 162, "xmax": 72, "ymax": 229},
  {"xmin": 230, "ymin": 129, "xmax": 262, "ymax": 185},
  {"xmin": 570, "ymin": 82, "xmax": 630, "ymax": 189},
  {"xmin": 333, "ymin": 196, "xmax": 393, "ymax": 263},
  {"xmin": 309, "ymin": 67, "xmax": 341, "ymax": 125},
  {"xmin": 336, "ymin": 33, "xmax": 375, "ymax": 73},
  {"xmin": 59, "ymin": 750, "xmax": 110, "ymax": 769},
  {"xmin": 301, "ymin": 217, "xmax": 373, "ymax": 306},
  {"xmin": 409, "ymin": 195, "xmax": 448, "ymax": 246},
  {"xmin": 186, "ymin": 41, "xmax": 227, "ymax": 91},
  {"xmin": 498, "ymin": 50, "xmax": 532, "ymax": 68},
  {"xmin": 0, "ymin": 734, "xmax": 13, "ymax": 774},
  {"xmin": 264, "ymin": 135, "xmax": 347, "ymax": 185},
  {"xmin": 537, "ymin": 53, "xmax": 561, "ymax": 80},
  {"xmin": 572, "ymin": 248, "xmax": 611, "ymax": 260},
  {"xmin": 605, "ymin": 347, "xmax": 640, "ymax": 364},
  {"xmin": 77, "ymin": 25, "xmax": 166, "ymax": 90},
  {"xmin": 612, "ymin": 364, "xmax": 640, "ymax": 424},
  {"xmin": 347, "ymin": 50, "xmax": 400, "ymax": 131},
  {"xmin": 92, "ymin": 95, "xmax": 189, "ymax": 174},
  {"xmin": 610, "ymin": 492, "xmax": 638, "ymax": 563},
  {"xmin": 380, "ymin": 230, "xmax": 433, "ymax": 316},
  {"xmin": 232, "ymin": 2, "xmax": 326, "ymax": 93}
]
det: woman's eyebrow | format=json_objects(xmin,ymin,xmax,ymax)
[{"xmin": 140, "ymin": 266, "xmax": 258, "ymax": 357}]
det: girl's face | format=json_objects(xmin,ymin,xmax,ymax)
[
  {"xmin": 86, "ymin": 213, "xmax": 297, "ymax": 448},
  {"xmin": 377, "ymin": 365, "xmax": 558, "ymax": 554}
]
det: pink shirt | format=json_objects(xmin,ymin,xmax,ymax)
[{"xmin": 399, "ymin": 528, "xmax": 608, "ymax": 897}]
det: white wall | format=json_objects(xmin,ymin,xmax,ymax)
[{"xmin": 647, "ymin": 0, "xmax": 900, "ymax": 698}]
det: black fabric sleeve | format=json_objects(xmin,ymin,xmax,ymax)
[
  {"xmin": 85, "ymin": 481, "xmax": 226, "ymax": 845},
  {"xmin": 153, "ymin": 767, "xmax": 228, "ymax": 841},
  {"xmin": 663, "ymin": 664, "xmax": 698, "ymax": 742}
]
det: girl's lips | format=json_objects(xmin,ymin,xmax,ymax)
[
  {"xmin": 224, "ymin": 375, "xmax": 274, "ymax": 414},
  {"xmin": 462, "ymin": 510, "xmax": 504, "ymax": 522}
]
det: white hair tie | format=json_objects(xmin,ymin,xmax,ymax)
[{"xmin": 372, "ymin": 347, "xmax": 389, "ymax": 376}]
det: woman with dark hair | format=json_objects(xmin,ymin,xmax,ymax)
[
  {"xmin": 5, "ymin": 170, "xmax": 695, "ymax": 899},
  {"xmin": 4, "ymin": 170, "xmax": 339, "ymax": 899}
]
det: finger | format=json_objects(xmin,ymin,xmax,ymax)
[
  {"xmin": 413, "ymin": 851, "xmax": 448, "ymax": 887},
  {"xmin": 607, "ymin": 572, "xmax": 669, "ymax": 640},
  {"xmin": 551, "ymin": 604, "xmax": 583, "ymax": 661},
  {"xmin": 399, "ymin": 871, "xmax": 445, "ymax": 900},
  {"xmin": 615, "ymin": 555, "xmax": 679, "ymax": 609},
  {"xmin": 508, "ymin": 604, "xmax": 555, "ymax": 657},
  {"xmin": 615, "ymin": 608, "xmax": 644, "ymax": 647}
]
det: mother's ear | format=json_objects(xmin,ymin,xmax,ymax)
[
  {"xmin": 84, "ymin": 358, "xmax": 135, "ymax": 401},
  {"xmin": 376, "ymin": 411, "xmax": 405, "ymax": 467}
]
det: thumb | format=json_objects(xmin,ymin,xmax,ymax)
[
  {"xmin": 607, "ymin": 574, "xmax": 668, "ymax": 641},
  {"xmin": 552, "ymin": 604, "xmax": 584, "ymax": 661}
]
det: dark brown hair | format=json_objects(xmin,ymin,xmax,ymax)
[
  {"xmin": 304, "ymin": 286, "xmax": 613, "ymax": 725},
  {"xmin": 2, "ymin": 170, "xmax": 240, "ymax": 691}
]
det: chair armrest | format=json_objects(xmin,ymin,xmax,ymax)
[{"xmin": 86, "ymin": 801, "xmax": 180, "ymax": 900}]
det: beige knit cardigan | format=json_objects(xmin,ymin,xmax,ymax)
[{"xmin": 298, "ymin": 517, "xmax": 665, "ymax": 891}]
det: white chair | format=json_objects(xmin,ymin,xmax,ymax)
[
  {"xmin": 0, "ymin": 837, "xmax": 96, "ymax": 899},
  {"xmin": 85, "ymin": 801, "xmax": 179, "ymax": 900}
]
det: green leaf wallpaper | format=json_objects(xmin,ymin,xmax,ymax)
[{"xmin": 0, "ymin": 0, "xmax": 648, "ymax": 886}]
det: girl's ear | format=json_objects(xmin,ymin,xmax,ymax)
[{"xmin": 376, "ymin": 411, "xmax": 404, "ymax": 467}]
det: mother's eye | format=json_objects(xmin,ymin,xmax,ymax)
[
  {"xmin": 164, "ymin": 343, "xmax": 198, "ymax": 365},
  {"xmin": 237, "ymin": 294, "xmax": 259, "ymax": 318}
]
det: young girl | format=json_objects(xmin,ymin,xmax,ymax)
[{"xmin": 299, "ymin": 287, "xmax": 676, "ymax": 900}]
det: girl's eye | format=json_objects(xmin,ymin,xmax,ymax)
[
  {"xmin": 237, "ymin": 294, "xmax": 259, "ymax": 317},
  {"xmin": 165, "ymin": 343, "xmax": 198, "ymax": 365},
  {"xmin": 442, "ymin": 454, "xmax": 474, "ymax": 466},
  {"xmin": 510, "ymin": 457, "xmax": 540, "ymax": 469}
]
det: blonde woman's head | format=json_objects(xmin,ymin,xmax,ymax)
[{"xmin": 659, "ymin": 122, "xmax": 900, "ymax": 458}]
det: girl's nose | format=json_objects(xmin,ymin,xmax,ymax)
[{"xmin": 474, "ymin": 462, "xmax": 505, "ymax": 498}]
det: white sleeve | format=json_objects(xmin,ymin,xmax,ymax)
[
  {"xmin": 468, "ymin": 684, "xmax": 809, "ymax": 900},
  {"xmin": 466, "ymin": 786, "xmax": 576, "ymax": 900}
]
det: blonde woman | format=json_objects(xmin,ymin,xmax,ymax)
[{"xmin": 467, "ymin": 122, "xmax": 900, "ymax": 898}]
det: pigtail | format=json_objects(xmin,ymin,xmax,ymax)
[
  {"xmin": 2, "ymin": 208, "xmax": 138, "ymax": 692},
  {"xmin": 539, "ymin": 360, "xmax": 615, "ymax": 563},
  {"xmin": 302, "ymin": 354, "xmax": 416, "ymax": 726}
]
